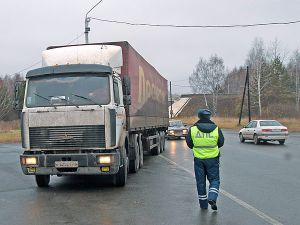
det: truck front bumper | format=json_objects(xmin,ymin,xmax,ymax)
[{"xmin": 20, "ymin": 152, "xmax": 121, "ymax": 176}]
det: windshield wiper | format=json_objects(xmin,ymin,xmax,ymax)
[
  {"xmin": 33, "ymin": 92, "xmax": 57, "ymax": 109},
  {"xmin": 71, "ymin": 94, "xmax": 102, "ymax": 107}
]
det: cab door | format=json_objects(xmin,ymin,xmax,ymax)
[{"xmin": 113, "ymin": 78, "xmax": 126, "ymax": 146}]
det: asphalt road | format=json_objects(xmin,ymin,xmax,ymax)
[{"xmin": 0, "ymin": 131, "xmax": 300, "ymax": 225}]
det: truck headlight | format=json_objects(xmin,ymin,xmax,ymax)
[
  {"xmin": 98, "ymin": 155, "xmax": 111, "ymax": 164},
  {"xmin": 183, "ymin": 129, "xmax": 188, "ymax": 134},
  {"xmin": 21, "ymin": 157, "xmax": 38, "ymax": 165}
]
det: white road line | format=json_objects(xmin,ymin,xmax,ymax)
[{"xmin": 158, "ymin": 155, "xmax": 284, "ymax": 225}]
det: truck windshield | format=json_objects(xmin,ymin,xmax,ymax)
[{"xmin": 26, "ymin": 74, "xmax": 110, "ymax": 108}]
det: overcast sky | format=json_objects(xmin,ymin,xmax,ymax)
[{"xmin": 1, "ymin": 0, "xmax": 300, "ymax": 94}]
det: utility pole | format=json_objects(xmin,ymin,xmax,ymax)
[
  {"xmin": 296, "ymin": 62, "xmax": 299, "ymax": 111},
  {"xmin": 84, "ymin": 0, "xmax": 104, "ymax": 44},
  {"xmin": 247, "ymin": 66, "xmax": 251, "ymax": 122},
  {"xmin": 203, "ymin": 94, "xmax": 208, "ymax": 108},
  {"xmin": 170, "ymin": 81, "xmax": 173, "ymax": 119},
  {"xmin": 85, "ymin": 17, "xmax": 91, "ymax": 44},
  {"xmin": 239, "ymin": 66, "xmax": 251, "ymax": 125}
]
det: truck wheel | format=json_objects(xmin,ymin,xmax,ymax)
[
  {"xmin": 114, "ymin": 157, "xmax": 128, "ymax": 187},
  {"xmin": 129, "ymin": 134, "xmax": 140, "ymax": 173},
  {"xmin": 279, "ymin": 140, "xmax": 285, "ymax": 145},
  {"xmin": 138, "ymin": 134, "xmax": 144, "ymax": 168},
  {"xmin": 35, "ymin": 175, "xmax": 50, "ymax": 187},
  {"xmin": 160, "ymin": 132, "xmax": 165, "ymax": 152},
  {"xmin": 254, "ymin": 134, "xmax": 260, "ymax": 145},
  {"xmin": 151, "ymin": 132, "xmax": 161, "ymax": 155}
]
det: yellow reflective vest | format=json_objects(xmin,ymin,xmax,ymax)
[{"xmin": 191, "ymin": 126, "xmax": 219, "ymax": 159}]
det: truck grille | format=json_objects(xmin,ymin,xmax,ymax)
[{"xmin": 29, "ymin": 125, "xmax": 105, "ymax": 149}]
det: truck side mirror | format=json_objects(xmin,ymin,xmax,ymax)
[
  {"xmin": 14, "ymin": 81, "xmax": 26, "ymax": 111},
  {"xmin": 122, "ymin": 75, "xmax": 131, "ymax": 96},
  {"xmin": 123, "ymin": 95, "xmax": 131, "ymax": 106}
]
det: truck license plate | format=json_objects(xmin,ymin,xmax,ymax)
[{"xmin": 55, "ymin": 161, "xmax": 78, "ymax": 168}]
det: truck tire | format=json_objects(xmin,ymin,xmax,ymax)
[
  {"xmin": 279, "ymin": 140, "xmax": 285, "ymax": 145},
  {"xmin": 160, "ymin": 131, "xmax": 165, "ymax": 152},
  {"xmin": 129, "ymin": 134, "xmax": 140, "ymax": 173},
  {"xmin": 151, "ymin": 132, "xmax": 161, "ymax": 155},
  {"xmin": 138, "ymin": 134, "xmax": 144, "ymax": 168},
  {"xmin": 114, "ymin": 157, "xmax": 128, "ymax": 187},
  {"xmin": 35, "ymin": 175, "xmax": 50, "ymax": 187}
]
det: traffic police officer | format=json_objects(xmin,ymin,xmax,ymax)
[{"xmin": 186, "ymin": 109, "xmax": 224, "ymax": 210}]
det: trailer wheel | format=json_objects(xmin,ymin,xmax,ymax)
[
  {"xmin": 160, "ymin": 132, "xmax": 166, "ymax": 152},
  {"xmin": 35, "ymin": 175, "xmax": 50, "ymax": 187},
  {"xmin": 138, "ymin": 134, "xmax": 144, "ymax": 168},
  {"xmin": 151, "ymin": 132, "xmax": 161, "ymax": 155},
  {"xmin": 114, "ymin": 156, "xmax": 128, "ymax": 187},
  {"xmin": 129, "ymin": 134, "xmax": 140, "ymax": 173}
]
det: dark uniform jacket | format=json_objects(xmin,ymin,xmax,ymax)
[{"xmin": 185, "ymin": 118, "xmax": 225, "ymax": 149}]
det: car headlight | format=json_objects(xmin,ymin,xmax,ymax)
[
  {"xmin": 168, "ymin": 130, "xmax": 175, "ymax": 134},
  {"xmin": 182, "ymin": 129, "xmax": 188, "ymax": 134}
]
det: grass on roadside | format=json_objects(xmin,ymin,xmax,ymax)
[
  {"xmin": 0, "ymin": 130, "xmax": 21, "ymax": 143},
  {"xmin": 0, "ymin": 120, "xmax": 20, "ymax": 132},
  {"xmin": 178, "ymin": 116, "xmax": 300, "ymax": 132},
  {"xmin": 0, "ymin": 120, "xmax": 21, "ymax": 143}
]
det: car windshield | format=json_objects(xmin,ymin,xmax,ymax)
[
  {"xmin": 169, "ymin": 121, "xmax": 184, "ymax": 127},
  {"xmin": 259, "ymin": 120, "xmax": 282, "ymax": 126},
  {"xmin": 26, "ymin": 74, "xmax": 110, "ymax": 108}
]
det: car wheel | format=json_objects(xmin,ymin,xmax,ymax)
[
  {"xmin": 239, "ymin": 133, "xmax": 245, "ymax": 143},
  {"xmin": 254, "ymin": 134, "xmax": 260, "ymax": 145},
  {"xmin": 279, "ymin": 140, "xmax": 285, "ymax": 145}
]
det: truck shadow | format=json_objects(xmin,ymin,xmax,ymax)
[{"xmin": 37, "ymin": 155, "xmax": 154, "ymax": 192}]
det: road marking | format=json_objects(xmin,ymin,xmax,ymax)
[{"xmin": 159, "ymin": 155, "xmax": 284, "ymax": 225}]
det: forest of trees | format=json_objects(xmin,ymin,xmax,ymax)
[
  {"xmin": 189, "ymin": 37, "xmax": 300, "ymax": 118},
  {"xmin": 0, "ymin": 74, "xmax": 23, "ymax": 121}
]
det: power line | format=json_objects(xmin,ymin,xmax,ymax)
[
  {"xmin": 4, "ymin": 32, "xmax": 85, "ymax": 77},
  {"xmin": 15, "ymin": 61, "xmax": 41, "ymax": 75},
  {"xmin": 91, "ymin": 17, "xmax": 300, "ymax": 28},
  {"xmin": 67, "ymin": 32, "xmax": 85, "ymax": 45}
]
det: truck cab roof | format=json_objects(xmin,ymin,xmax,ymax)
[{"xmin": 26, "ymin": 64, "xmax": 112, "ymax": 78}]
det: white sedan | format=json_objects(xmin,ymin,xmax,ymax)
[{"xmin": 239, "ymin": 120, "xmax": 288, "ymax": 145}]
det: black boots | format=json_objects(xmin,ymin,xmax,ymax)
[{"xmin": 208, "ymin": 200, "xmax": 218, "ymax": 211}]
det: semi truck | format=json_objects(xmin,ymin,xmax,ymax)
[{"xmin": 15, "ymin": 41, "xmax": 169, "ymax": 187}]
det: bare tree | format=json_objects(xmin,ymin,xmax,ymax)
[
  {"xmin": 0, "ymin": 79, "xmax": 13, "ymax": 120},
  {"xmin": 288, "ymin": 50, "xmax": 300, "ymax": 111},
  {"xmin": 246, "ymin": 38, "xmax": 269, "ymax": 117},
  {"xmin": 189, "ymin": 55, "xmax": 225, "ymax": 115}
]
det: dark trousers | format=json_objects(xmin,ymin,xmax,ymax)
[{"xmin": 194, "ymin": 157, "xmax": 220, "ymax": 208}]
